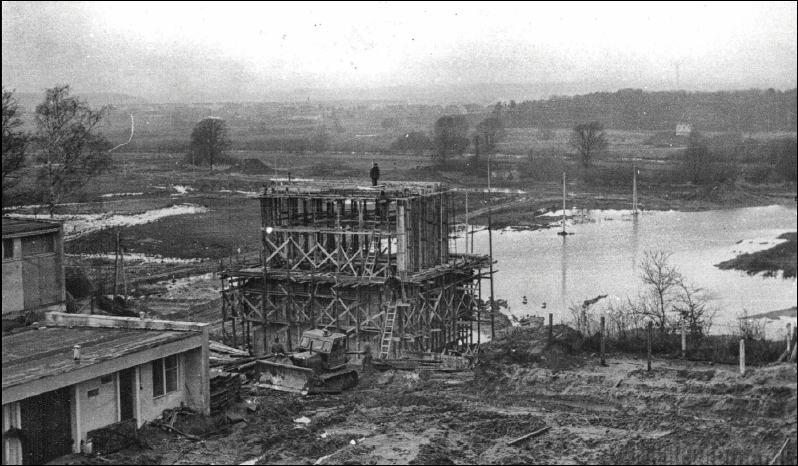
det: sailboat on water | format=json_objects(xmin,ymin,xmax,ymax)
[{"xmin": 557, "ymin": 171, "xmax": 570, "ymax": 236}]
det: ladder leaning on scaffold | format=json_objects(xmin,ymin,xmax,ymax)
[{"xmin": 379, "ymin": 303, "xmax": 398, "ymax": 359}]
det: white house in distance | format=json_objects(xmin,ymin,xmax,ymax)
[
  {"xmin": 2, "ymin": 313, "xmax": 210, "ymax": 465},
  {"xmin": 675, "ymin": 123, "xmax": 693, "ymax": 137}
]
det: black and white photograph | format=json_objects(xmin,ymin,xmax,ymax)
[{"xmin": 2, "ymin": 2, "xmax": 796, "ymax": 464}]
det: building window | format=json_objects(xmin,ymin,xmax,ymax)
[
  {"xmin": 22, "ymin": 234, "xmax": 54, "ymax": 256},
  {"xmin": 2, "ymin": 238, "xmax": 13, "ymax": 259},
  {"xmin": 87, "ymin": 389, "xmax": 99, "ymax": 398},
  {"xmin": 100, "ymin": 375, "xmax": 113, "ymax": 384},
  {"xmin": 152, "ymin": 355, "xmax": 179, "ymax": 397}
]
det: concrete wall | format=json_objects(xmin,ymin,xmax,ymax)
[
  {"xmin": 2, "ymin": 231, "xmax": 65, "ymax": 318},
  {"xmin": 2, "ymin": 238, "xmax": 24, "ymax": 314},
  {"xmin": 137, "ymin": 347, "xmax": 208, "ymax": 422},
  {"xmin": 75, "ymin": 375, "xmax": 119, "ymax": 439}
]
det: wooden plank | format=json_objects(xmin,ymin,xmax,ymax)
[{"xmin": 508, "ymin": 426, "xmax": 551, "ymax": 446}]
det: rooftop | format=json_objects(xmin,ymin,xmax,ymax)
[
  {"xmin": 2, "ymin": 217, "xmax": 62, "ymax": 238},
  {"xmin": 2, "ymin": 313, "xmax": 206, "ymax": 390}
]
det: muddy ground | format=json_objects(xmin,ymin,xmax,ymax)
[{"xmin": 64, "ymin": 347, "xmax": 796, "ymax": 465}]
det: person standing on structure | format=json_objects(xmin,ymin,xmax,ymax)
[
  {"xmin": 370, "ymin": 162, "xmax": 380, "ymax": 186},
  {"xmin": 271, "ymin": 337, "xmax": 285, "ymax": 356}
]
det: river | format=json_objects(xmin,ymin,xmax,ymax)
[{"xmin": 455, "ymin": 205, "xmax": 797, "ymax": 333}]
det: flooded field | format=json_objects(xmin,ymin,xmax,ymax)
[{"xmin": 458, "ymin": 205, "xmax": 797, "ymax": 331}]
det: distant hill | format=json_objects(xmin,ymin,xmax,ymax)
[
  {"xmin": 11, "ymin": 92, "xmax": 147, "ymax": 111},
  {"xmin": 503, "ymin": 88, "xmax": 798, "ymax": 132}
]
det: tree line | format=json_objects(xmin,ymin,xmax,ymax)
[{"xmin": 503, "ymin": 88, "xmax": 797, "ymax": 132}]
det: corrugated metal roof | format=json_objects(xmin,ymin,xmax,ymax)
[
  {"xmin": 2, "ymin": 326, "xmax": 197, "ymax": 389},
  {"xmin": 2, "ymin": 217, "xmax": 62, "ymax": 237}
]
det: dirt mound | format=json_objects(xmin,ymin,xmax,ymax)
[
  {"xmin": 226, "ymin": 158, "xmax": 273, "ymax": 174},
  {"xmin": 481, "ymin": 325, "xmax": 583, "ymax": 368}
]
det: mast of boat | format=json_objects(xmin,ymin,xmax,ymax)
[
  {"xmin": 558, "ymin": 171, "xmax": 568, "ymax": 235},
  {"xmin": 632, "ymin": 164, "xmax": 639, "ymax": 215}
]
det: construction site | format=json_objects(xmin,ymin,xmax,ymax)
[{"xmin": 219, "ymin": 179, "xmax": 495, "ymax": 359}]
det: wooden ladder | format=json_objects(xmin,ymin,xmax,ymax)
[{"xmin": 379, "ymin": 303, "xmax": 398, "ymax": 359}]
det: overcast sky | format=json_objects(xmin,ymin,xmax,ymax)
[{"xmin": 2, "ymin": 1, "xmax": 796, "ymax": 102}]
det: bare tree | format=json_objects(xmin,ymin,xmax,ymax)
[
  {"xmin": 638, "ymin": 250, "xmax": 682, "ymax": 335},
  {"xmin": 672, "ymin": 280, "xmax": 717, "ymax": 340},
  {"xmin": 188, "ymin": 117, "xmax": 231, "ymax": 171},
  {"xmin": 569, "ymin": 121, "xmax": 608, "ymax": 168},
  {"xmin": 35, "ymin": 85, "xmax": 111, "ymax": 216},
  {"xmin": 2, "ymin": 88, "xmax": 30, "ymax": 195}
]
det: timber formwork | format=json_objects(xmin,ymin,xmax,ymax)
[{"xmin": 220, "ymin": 179, "xmax": 493, "ymax": 357}]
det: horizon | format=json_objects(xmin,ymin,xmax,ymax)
[{"xmin": 3, "ymin": 2, "xmax": 796, "ymax": 104}]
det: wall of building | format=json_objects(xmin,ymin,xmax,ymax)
[
  {"xmin": 2, "ymin": 231, "xmax": 65, "ymax": 318},
  {"xmin": 137, "ymin": 347, "xmax": 207, "ymax": 421},
  {"xmin": 75, "ymin": 375, "xmax": 119, "ymax": 439},
  {"xmin": 2, "ymin": 238, "xmax": 24, "ymax": 314}
]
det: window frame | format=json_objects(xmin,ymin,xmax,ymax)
[{"xmin": 152, "ymin": 354, "xmax": 180, "ymax": 398}]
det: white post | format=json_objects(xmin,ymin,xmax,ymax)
[
  {"xmin": 739, "ymin": 339, "xmax": 745, "ymax": 376},
  {"xmin": 681, "ymin": 320, "xmax": 687, "ymax": 359}
]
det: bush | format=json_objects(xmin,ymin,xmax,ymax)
[
  {"xmin": 65, "ymin": 267, "xmax": 94, "ymax": 298},
  {"xmin": 519, "ymin": 149, "xmax": 569, "ymax": 182}
]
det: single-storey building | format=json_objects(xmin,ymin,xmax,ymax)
[
  {"xmin": 2, "ymin": 313, "xmax": 210, "ymax": 465},
  {"xmin": 2, "ymin": 218, "xmax": 65, "ymax": 318}
]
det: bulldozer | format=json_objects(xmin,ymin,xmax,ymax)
[{"xmin": 255, "ymin": 329, "xmax": 359, "ymax": 395}]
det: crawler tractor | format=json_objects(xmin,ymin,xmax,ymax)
[{"xmin": 256, "ymin": 329, "xmax": 359, "ymax": 395}]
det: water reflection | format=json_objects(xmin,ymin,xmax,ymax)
[
  {"xmin": 560, "ymin": 235, "xmax": 568, "ymax": 319},
  {"xmin": 463, "ymin": 206, "xmax": 797, "ymax": 329}
]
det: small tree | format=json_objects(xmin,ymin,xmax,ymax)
[
  {"xmin": 673, "ymin": 280, "xmax": 717, "ymax": 341},
  {"xmin": 188, "ymin": 117, "xmax": 231, "ymax": 170},
  {"xmin": 638, "ymin": 250, "xmax": 682, "ymax": 336},
  {"xmin": 475, "ymin": 116, "xmax": 505, "ymax": 155},
  {"xmin": 35, "ymin": 85, "xmax": 111, "ymax": 216},
  {"xmin": 2, "ymin": 88, "xmax": 29, "ymax": 195},
  {"xmin": 433, "ymin": 115, "xmax": 469, "ymax": 164},
  {"xmin": 569, "ymin": 121, "xmax": 608, "ymax": 168}
]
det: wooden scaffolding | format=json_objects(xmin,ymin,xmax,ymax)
[{"xmin": 220, "ymin": 179, "xmax": 494, "ymax": 358}]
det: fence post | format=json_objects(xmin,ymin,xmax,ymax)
[
  {"xmin": 647, "ymin": 321, "xmax": 653, "ymax": 372},
  {"xmin": 681, "ymin": 319, "xmax": 687, "ymax": 359},
  {"xmin": 600, "ymin": 316, "xmax": 606, "ymax": 366},
  {"xmin": 787, "ymin": 323, "xmax": 793, "ymax": 354},
  {"xmin": 739, "ymin": 339, "xmax": 745, "ymax": 376},
  {"xmin": 549, "ymin": 313, "xmax": 553, "ymax": 344}
]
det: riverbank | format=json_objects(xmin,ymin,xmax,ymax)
[
  {"xmin": 716, "ymin": 232, "xmax": 797, "ymax": 279},
  {"xmin": 467, "ymin": 181, "xmax": 797, "ymax": 229}
]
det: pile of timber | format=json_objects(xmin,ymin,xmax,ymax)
[{"xmin": 210, "ymin": 370, "xmax": 243, "ymax": 414}]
